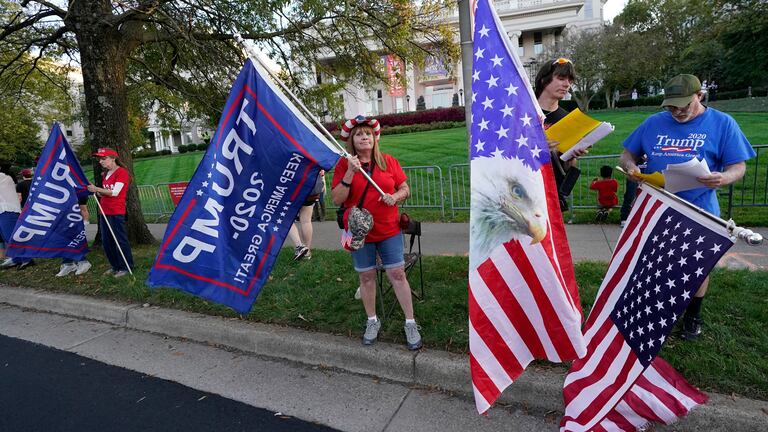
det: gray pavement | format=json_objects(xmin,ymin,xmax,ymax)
[
  {"xmin": 1, "ymin": 285, "xmax": 766, "ymax": 431},
  {"xmin": 87, "ymin": 222, "xmax": 768, "ymax": 269}
]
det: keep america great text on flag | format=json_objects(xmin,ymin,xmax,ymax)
[{"xmin": 146, "ymin": 59, "xmax": 340, "ymax": 314}]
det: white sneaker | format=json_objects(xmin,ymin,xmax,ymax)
[
  {"xmin": 0, "ymin": 258, "xmax": 16, "ymax": 269},
  {"xmin": 56, "ymin": 263, "xmax": 78, "ymax": 277},
  {"xmin": 354, "ymin": 286, "xmax": 362, "ymax": 300},
  {"xmin": 620, "ymin": 220, "xmax": 627, "ymax": 228},
  {"xmin": 75, "ymin": 260, "xmax": 92, "ymax": 275},
  {"xmin": 113, "ymin": 270, "xmax": 129, "ymax": 278}
]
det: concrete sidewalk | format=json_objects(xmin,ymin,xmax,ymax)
[
  {"xmin": 87, "ymin": 222, "xmax": 768, "ymax": 269},
  {"xmin": 0, "ymin": 285, "xmax": 766, "ymax": 431}
]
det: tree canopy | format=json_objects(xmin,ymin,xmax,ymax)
[{"xmin": 0, "ymin": 0, "xmax": 456, "ymax": 243}]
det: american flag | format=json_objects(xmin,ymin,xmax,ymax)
[
  {"xmin": 469, "ymin": 0, "xmax": 586, "ymax": 413},
  {"xmin": 561, "ymin": 185, "xmax": 732, "ymax": 431}
]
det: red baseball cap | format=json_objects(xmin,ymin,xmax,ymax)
[{"xmin": 93, "ymin": 147, "xmax": 118, "ymax": 158}]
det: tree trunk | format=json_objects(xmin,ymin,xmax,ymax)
[{"xmin": 69, "ymin": 0, "xmax": 154, "ymax": 245}]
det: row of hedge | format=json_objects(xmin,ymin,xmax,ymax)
[
  {"xmin": 322, "ymin": 106, "xmax": 466, "ymax": 135},
  {"xmin": 177, "ymin": 143, "xmax": 208, "ymax": 153}
]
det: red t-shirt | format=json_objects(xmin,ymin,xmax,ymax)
[
  {"xmin": 589, "ymin": 178, "xmax": 619, "ymax": 207},
  {"xmin": 99, "ymin": 166, "xmax": 130, "ymax": 215},
  {"xmin": 332, "ymin": 154, "xmax": 407, "ymax": 242}
]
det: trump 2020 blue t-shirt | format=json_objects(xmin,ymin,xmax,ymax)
[{"xmin": 623, "ymin": 108, "xmax": 755, "ymax": 216}]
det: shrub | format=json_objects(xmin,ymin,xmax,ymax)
[
  {"xmin": 133, "ymin": 149, "xmax": 159, "ymax": 159},
  {"xmin": 321, "ymin": 106, "xmax": 466, "ymax": 139},
  {"xmin": 196, "ymin": 142, "xmax": 208, "ymax": 151},
  {"xmin": 160, "ymin": 149, "xmax": 172, "ymax": 155},
  {"xmin": 715, "ymin": 87, "xmax": 767, "ymax": 100},
  {"xmin": 615, "ymin": 95, "xmax": 664, "ymax": 108},
  {"xmin": 381, "ymin": 121, "xmax": 465, "ymax": 136},
  {"xmin": 178, "ymin": 145, "xmax": 189, "ymax": 153}
]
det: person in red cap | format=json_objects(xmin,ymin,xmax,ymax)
[
  {"xmin": 331, "ymin": 115, "xmax": 422, "ymax": 350},
  {"xmin": 87, "ymin": 148, "xmax": 133, "ymax": 277},
  {"xmin": 15, "ymin": 168, "xmax": 33, "ymax": 207}
]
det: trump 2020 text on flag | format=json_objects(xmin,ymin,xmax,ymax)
[
  {"xmin": 468, "ymin": 0, "xmax": 586, "ymax": 414},
  {"xmin": 6, "ymin": 123, "xmax": 91, "ymax": 261},
  {"xmin": 561, "ymin": 185, "xmax": 732, "ymax": 431},
  {"xmin": 146, "ymin": 59, "xmax": 341, "ymax": 314}
]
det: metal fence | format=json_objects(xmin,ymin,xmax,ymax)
[
  {"xmin": 726, "ymin": 144, "xmax": 768, "ymax": 216},
  {"xmin": 321, "ymin": 165, "xmax": 446, "ymax": 217},
  {"xmin": 448, "ymin": 163, "xmax": 470, "ymax": 216},
  {"xmin": 127, "ymin": 146, "xmax": 768, "ymax": 221}
]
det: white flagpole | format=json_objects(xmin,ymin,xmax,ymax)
[
  {"xmin": 93, "ymin": 197, "xmax": 134, "ymax": 276},
  {"xmin": 231, "ymin": 33, "xmax": 386, "ymax": 197},
  {"xmin": 616, "ymin": 166, "xmax": 763, "ymax": 246}
]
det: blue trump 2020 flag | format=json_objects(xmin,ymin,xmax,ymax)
[
  {"xmin": 6, "ymin": 123, "xmax": 91, "ymax": 261},
  {"xmin": 146, "ymin": 59, "xmax": 341, "ymax": 313}
]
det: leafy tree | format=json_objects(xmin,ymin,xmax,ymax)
[
  {"xmin": 600, "ymin": 23, "xmax": 666, "ymax": 107},
  {"xmin": 0, "ymin": 102, "xmax": 41, "ymax": 166},
  {"xmin": 1, "ymin": 0, "xmax": 456, "ymax": 244},
  {"xmin": 557, "ymin": 28, "xmax": 606, "ymax": 112},
  {"xmin": 715, "ymin": 0, "xmax": 768, "ymax": 88}
]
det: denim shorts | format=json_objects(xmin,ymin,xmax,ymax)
[{"xmin": 351, "ymin": 233, "xmax": 404, "ymax": 272}]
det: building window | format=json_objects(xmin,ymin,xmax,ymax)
[
  {"xmin": 584, "ymin": 0, "xmax": 593, "ymax": 18},
  {"xmin": 426, "ymin": 85, "xmax": 453, "ymax": 109},
  {"xmin": 534, "ymin": 32, "xmax": 543, "ymax": 55},
  {"xmin": 367, "ymin": 89, "xmax": 384, "ymax": 116},
  {"xmin": 518, "ymin": 36, "xmax": 524, "ymax": 57},
  {"xmin": 66, "ymin": 130, "xmax": 73, "ymax": 137}
]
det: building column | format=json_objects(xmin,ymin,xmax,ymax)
[{"xmin": 508, "ymin": 30, "xmax": 522, "ymax": 57}]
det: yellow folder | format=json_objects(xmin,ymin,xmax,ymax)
[
  {"xmin": 545, "ymin": 108, "xmax": 603, "ymax": 153},
  {"xmin": 636, "ymin": 171, "xmax": 665, "ymax": 187}
]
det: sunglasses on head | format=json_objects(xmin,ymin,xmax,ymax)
[{"xmin": 552, "ymin": 58, "xmax": 572, "ymax": 65}]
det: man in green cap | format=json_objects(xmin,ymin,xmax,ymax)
[{"xmin": 619, "ymin": 74, "xmax": 756, "ymax": 341}]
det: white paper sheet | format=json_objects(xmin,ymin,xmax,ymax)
[
  {"xmin": 662, "ymin": 158, "xmax": 711, "ymax": 193},
  {"xmin": 559, "ymin": 122, "xmax": 614, "ymax": 161}
]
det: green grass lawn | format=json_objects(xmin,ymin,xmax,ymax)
[
  {"xmin": 1, "ymin": 247, "xmax": 765, "ymax": 400},
  {"xmin": 85, "ymin": 109, "xmax": 767, "ymax": 185},
  {"xmin": 82, "ymin": 106, "xmax": 768, "ymax": 224}
]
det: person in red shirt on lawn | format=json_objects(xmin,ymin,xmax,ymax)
[
  {"xmin": 331, "ymin": 115, "xmax": 422, "ymax": 351},
  {"xmin": 87, "ymin": 148, "xmax": 134, "ymax": 278},
  {"xmin": 589, "ymin": 165, "xmax": 619, "ymax": 223}
]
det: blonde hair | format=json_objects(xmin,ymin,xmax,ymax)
[{"xmin": 345, "ymin": 124, "xmax": 387, "ymax": 171}]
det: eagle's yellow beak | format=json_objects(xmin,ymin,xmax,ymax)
[{"xmin": 528, "ymin": 212, "xmax": 546, "ymax": 244}]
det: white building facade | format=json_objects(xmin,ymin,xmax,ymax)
[
  {"xmin": 329, "ymin": 0, "xmax": 606, "ymax": 118},
  {"xmin": 146, "ymin": 104, "xmax": 211, "ymax": 153}
]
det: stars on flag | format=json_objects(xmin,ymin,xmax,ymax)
[
  {"xmin": 611, "ymin": 208, "xmax": 728, "ymax": 367},
  {"xmin": 469, "ymin": 12, "xmax": 547, "ymax": 170}
]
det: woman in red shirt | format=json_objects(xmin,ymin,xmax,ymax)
[
  {"xmin": 87, "ymin": 148, "xmax": 134, "ymax": 277},
  {"xmin": 331, "ymin": 116, "xmax": 422, "ymax": 350}
]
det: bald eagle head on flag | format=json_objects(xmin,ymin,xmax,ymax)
[{"xmin": 470, "ymin": 156, "xmax": 547, "ymax": 266}]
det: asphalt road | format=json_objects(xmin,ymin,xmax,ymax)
[{"xmin": 0, "ymin": 334, "xmax": 338, "ymax": 432}]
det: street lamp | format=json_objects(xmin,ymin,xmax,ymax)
[
  {"xmin": 458, "ymin": 88, "xmax": 464, "ymax": 106},
  {"xmin": 526, "ymin": 57, "xmax": 538, "ymax": 84},
  {"xmin": 406, "ymin": 94, "xmax": 411, "ymax": 111}
]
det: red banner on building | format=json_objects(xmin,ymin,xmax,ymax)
[{"xmin": 385, "ymin": 55, "xmax": 406, "ymax": 96}]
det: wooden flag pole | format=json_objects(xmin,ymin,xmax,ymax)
[
  {"xmin": 616, "ymin": 166, "xmax": 763, "ymax": 246},
  {"xmin": 231, "ymin": 33, "xmax": 386, "ymax": 197}
]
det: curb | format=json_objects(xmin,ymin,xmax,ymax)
[{"xmin": 1, "ymin": 285, "xmax": 766, "ymax": 429}]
